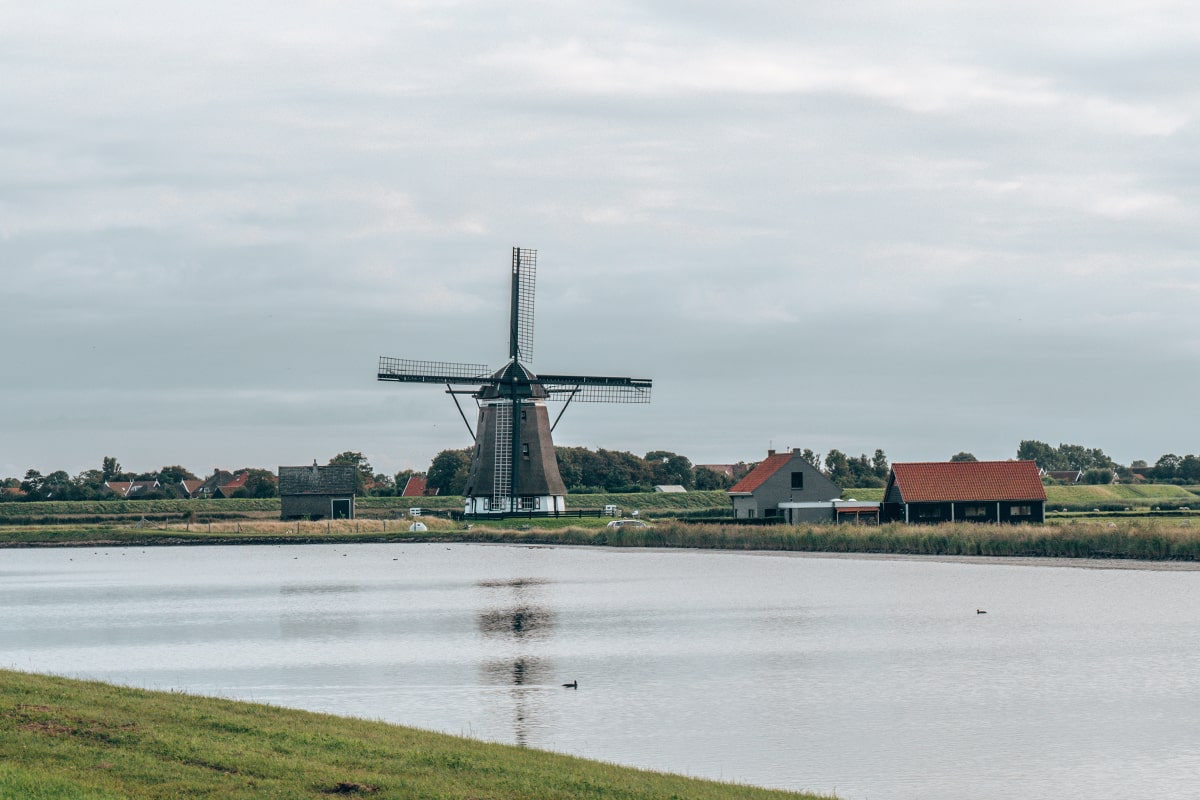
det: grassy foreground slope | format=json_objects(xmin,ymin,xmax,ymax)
[{"xmin": 1, "ymin": 670, "xmax": 823, "ymax": 800}]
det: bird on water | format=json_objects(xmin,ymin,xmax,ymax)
[{"xmin": 562, "ymin": 680, "xmax": 578, "ymax": 689}]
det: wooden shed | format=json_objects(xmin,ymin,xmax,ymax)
[
  {"xmin": 278, "ymin": 463, "xmax": 357, "ymax": 520},
  {"xmin": 881, "ymin": 460, "xmax": 1046, "ymax": 524}
]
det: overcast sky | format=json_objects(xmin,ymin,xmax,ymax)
[{"xmin": 3, "ymin": 1, "xmax": 1198, "ymax": 480}]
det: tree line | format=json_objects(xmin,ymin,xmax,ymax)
[
  {"xmin": 1012, "ymin": 440, "xmax": 1200, "ymax": 485},
  {"xmin": 5, "ymin": 441, "xmax": 1196, "ymax": 502}
]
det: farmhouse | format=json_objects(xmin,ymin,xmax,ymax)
[
  {"xmin": 727, "ymin": 448, "xmax": 842, "ymax": 521},
  {"xmin": 881, "ymin": 460, "xmax": 1046, "ymax": 524},
  {"xmin": 278, "ymin": 462, "xmax": 357, "ymax": 520},
  {"xmin": 1046, "ymin": 469, "xmax": 1083, "ymax": 485}
]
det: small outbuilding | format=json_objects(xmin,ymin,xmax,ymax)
[
  {"xmin": 727, "ymin": 448, "xmax": 842, "ymax": 520},
  {"xmin": 881, "ymin": 460, "xmax": 1046, "ymax": 524},
  {"xmin": 278, "ymin": 462, "xmax": 357, "ymax": 520}
]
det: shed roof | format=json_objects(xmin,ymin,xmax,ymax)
[
  {"xmin": 727, "ymin": 451, "xmax": 795, "ymax": 495},
  {"xmin": 889, "ymin": 461, "xmax": 1046, "ymax": 503},
  {"xmin": 278, "ymin": 464, "xmax": 357, "ymax": 496}
]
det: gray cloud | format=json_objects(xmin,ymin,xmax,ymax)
[{"xmin": 3, "ymin": 1, "xmax": 1198, "ymax": 478}]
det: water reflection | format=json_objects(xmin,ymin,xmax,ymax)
[
  {"xmin": 279, "ymin": 584, "xmax": 362, "ymax": 641},
  {"xmin": 477, "ymin": 606, "xmax": 556, "ymax": 639},
  {"xmin": 477, "ymin": 577, "xmax": 557, "ymax": 745}
]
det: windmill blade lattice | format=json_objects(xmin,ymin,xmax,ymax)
[
  {"xmin": 511, "ymin": 247, "xmax": 536, "ymax": 363},
  {"xmin": 538, "ymin": 375, "xmax": 653, "ymax": 403},
  {"xmin": 377, "ymin": 357, "xmax": 494, "ymax": 385},
  {"xmin": 492, "ymin": 403, "xmax": 513, "ymax": 507}
]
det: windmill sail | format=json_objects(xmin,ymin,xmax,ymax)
[
  {"xmin": 511, "ymin": 247, "xmax": 536, "ymax": 363},
  {"xmin": 538, "ymin": 374, "xmax": 653, "ymax": 403},
  {"xmin": 377, "ymin": 357, "xmax": 493, "ymax": 384}
]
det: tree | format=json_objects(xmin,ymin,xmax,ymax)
[
  {"xmin": 101, "ymin": 456, "xmax": 122, "ymax": 482},
  {"xmin": 799, "ymin": 449, "xmax": 821, "ymax": 468},
  {"xmin": 157, "ymin": 465, "xmax": 198, "ymax": 484},
  {"xmin": 427, "ymin": 448, "xmax": 471, "ymax": 495},
  {"xmin": 872, "ymin": 449, "xmax": 890, "ymax": 479},
  {"xmin": 1180, "ymin": 455, "xmax": 1200, "ymax": 484},
  {"xmin": 693, "ymin": 467, "xmax": 733, "ymax": 491},
  {"xmin": 20, "ymin": 470, "xmax": 44, "ymax": 499},
  {"xmin": 394, "ymin": 470, "xmax": 416, "ymax": 492},
  {"xmin": 824, "ymin": 450, "xmax": 851, "ymax": 487},
  {"xmin": 1017, "ymin": 440, "xmax": 1060, "ymax": 470},
  {"xmin": 40, "ymin": 470, "xmax": 72, "ymax": 500},
  {"xmin": 645, "ymin": 450, "xmax": 694, "ymax": 490},
  {"xmin": 329, "ymin": 451, "xmax": 374, "ymax": 496},
  {"xmin": 1153, "ymin": 454, "xmax": 1181, "ymax": 482},
  {"xmin": 950, "ymin": 452, "xmax": 978, "ymax": 462},
  {"xmin": 239, "ymin": 468, "xmax": 278, "ymax": 498},
  {"xmin": 370, "ymin": 473, "xmax": 396, "ymax": 496}
]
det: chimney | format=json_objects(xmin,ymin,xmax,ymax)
[{"xmin": 767, "ymin": 449, "xmax": 776, "ymax": 457}]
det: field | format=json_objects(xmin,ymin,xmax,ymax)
[{"xmin": 0, "ymin": 670, "xmax": 822, "ymax": 800}]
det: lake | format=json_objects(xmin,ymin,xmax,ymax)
[{"xmin": 3, "ymin": 543, "xmax": 1199, "ymax": 799}]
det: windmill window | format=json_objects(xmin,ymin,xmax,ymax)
[
  {"xmin": 791, "ymin": 472, "xmax": 804, "ymax": 489},
  {"xmin": 522, "ymin": 444, "xmax": 530, "ymax": 458},
  {"xmin": 521, "ymin": 410, "xmax": 527, "ymax": 421}
]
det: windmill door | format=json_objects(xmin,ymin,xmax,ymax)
[{"xmin": 331, "ymin": 498, "xmax": 352, "ymax": 519}]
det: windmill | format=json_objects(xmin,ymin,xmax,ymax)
[{"xmin": 378, "ymin": 247, "xmax": 652, "ymax": 515}]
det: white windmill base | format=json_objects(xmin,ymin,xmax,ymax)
[{"xmin": 464, "ymin": 494, "xmax": 567, "ymax": 515}]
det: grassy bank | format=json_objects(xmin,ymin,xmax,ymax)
[
  {"xmin": 0, "ymin": 491, "xmax": 733, "ymax": 525},
  {"xmin": 0, "ymin": 670, "xmax": 821, "ymax": 800}
]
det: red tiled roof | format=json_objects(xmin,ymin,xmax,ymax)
[
  {"xmin": 728, "ymin": 452, "xmax": 794, "ymax": 495},
  {"xmin": 402, "ymin": 476, "xmax": 428, "ymax": 497},
  {"xmin": 222, "ymin": 471, "xmax": 249, "ymax": 490},
  {"xmin": 890, "ymin": 461, "xmax": 1046, "ymax": 503}
]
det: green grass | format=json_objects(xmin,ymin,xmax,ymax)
[
  {"xmin": 1043, "ymin": 483, "xmax": 1199, "ymax": 508},
  {"xmin": 0, "ymin": 670, "xmax": 822, "ymax": 800}
]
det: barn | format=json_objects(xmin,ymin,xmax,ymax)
[
  {"xmin": 881, "ymin": 460, "xmax": 1046, "ymax": 524},
  {"xmin": 278, "ymin": 463, "xmax": 357, "ymax": 520}
]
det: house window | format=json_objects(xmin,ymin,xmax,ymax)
[
  {"xmin": 791, "ymin": 472, "xmax": 804, "ymax": 489},
  {"xmin": 747, "ymin": 508, "xmax": 756, "ymax": 518},
  {"xmin": 916, "ymin": 506, "xmax": 942, "ymax": 520},
  {"xmin": 964, "ymin": 505, "xmax": 988, "ymax": 519},
  {"xmin": 1011, "ymin": 505, "xmax": 1032, "ymax": 516},
  {"xmin": 765, "ymin": 508, "xmax": 778, "ymax": 518}
]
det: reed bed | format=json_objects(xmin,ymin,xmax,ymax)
[{"xmin": 4, "ymin": 516, "xmax": 1200, "ymax": 562}]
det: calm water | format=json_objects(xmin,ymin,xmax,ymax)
[{"xmin": 3, "ymin": 543, "xmax": 1200, "ymax": 799}]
